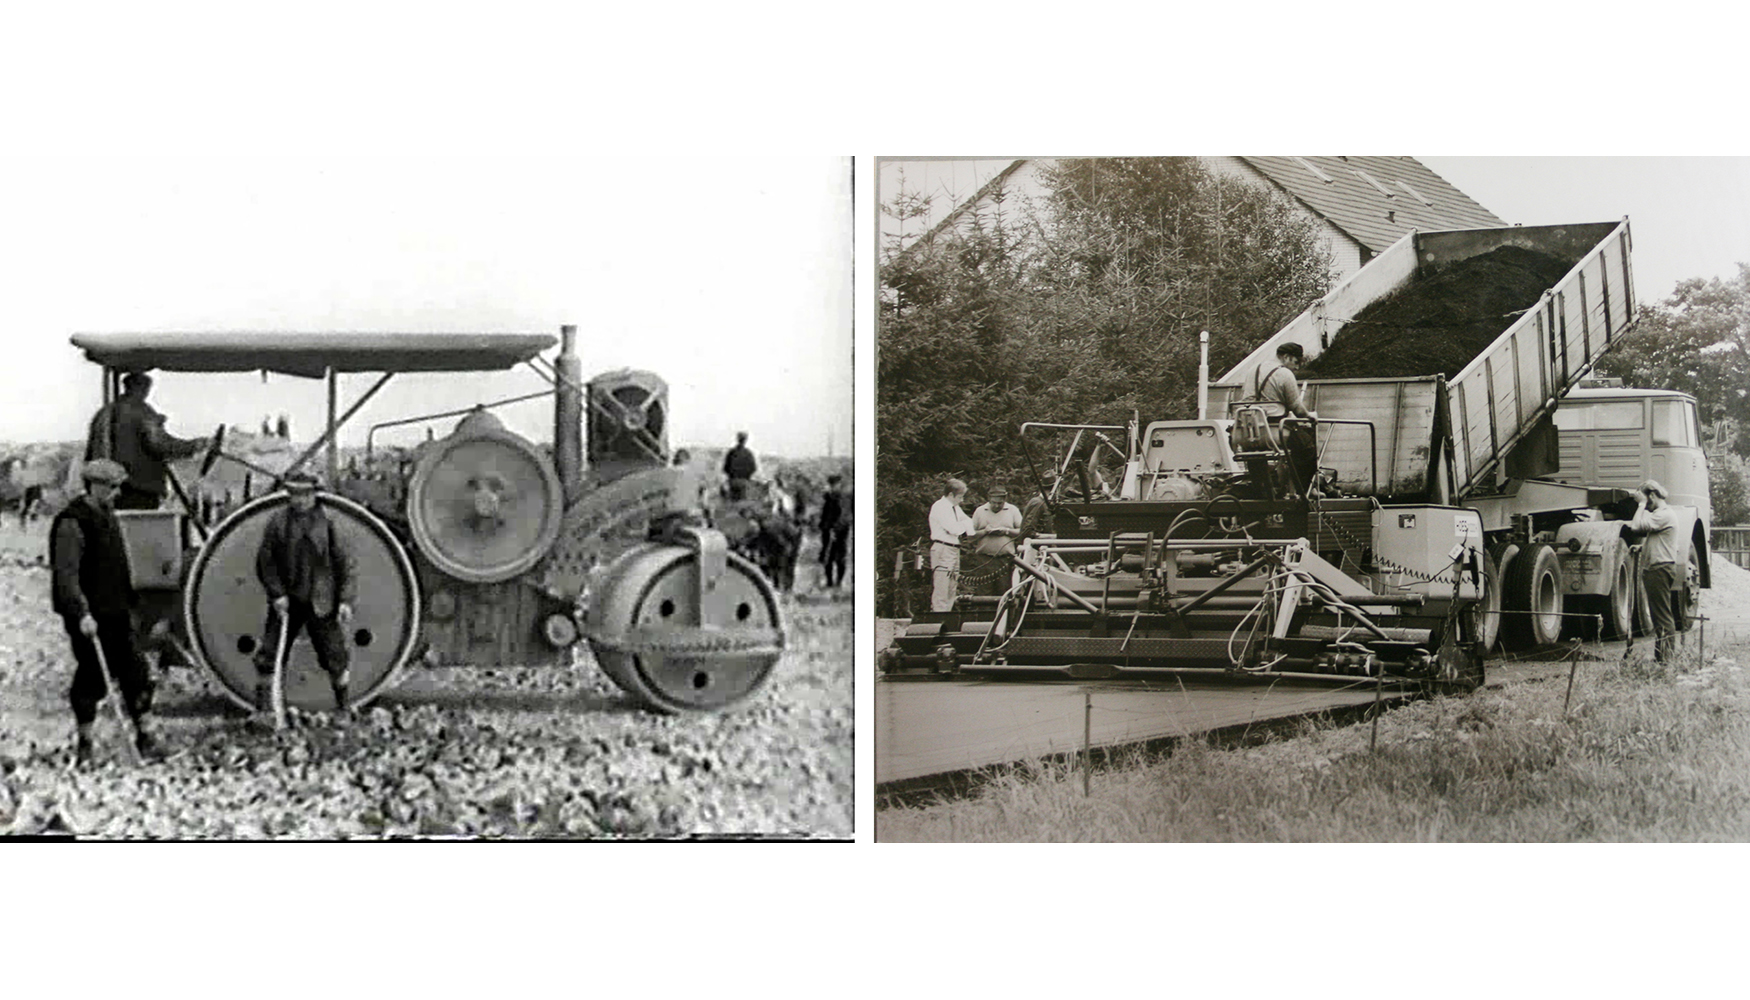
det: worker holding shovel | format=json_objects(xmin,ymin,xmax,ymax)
[
  {"xmin": 253, "ymin": 472, "xmax": 357, "ymax": 720},
  {"xmin": 50, "ymin": 459, "xmax": 164, "ymax": 766}
]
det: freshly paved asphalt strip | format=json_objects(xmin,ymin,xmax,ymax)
[
  {"xmin": 874, "ymin": 674, "xmax": 1405, "ymax": 785},
  {"xmin": 873, "ymin": 627, "xmax": 1743, "ymax": 788},
  {"xmin": 874, "ymin": 596, "xmax": 1750, "ymax": 788}
]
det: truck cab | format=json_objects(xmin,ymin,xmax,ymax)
[{"xmin": 1551, "ymin": 384, "xmax": 1712, "ymax": 530}]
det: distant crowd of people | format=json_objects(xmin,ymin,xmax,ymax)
[{"xmin": 707, "ymin": 429, "xmax": 852, "ymax": 594}]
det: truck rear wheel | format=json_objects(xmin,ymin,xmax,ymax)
[
  {"xmin": 1603, "ymin": 557, "xmax": 1635, "ymax": 640},
  {"xmin": 1503, "ymin": 543, "xmax": 1563, "ymax": 648}
]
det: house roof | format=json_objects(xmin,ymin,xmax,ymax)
[
  {"xmin": 904, "ymin": 159, "xmax": 1031, "ymax": 252},
  {"xmin": 894, "ymin": 156, "xmax": 1507, "ymax": 261},
  {"xmin": 1234, "ymin": 156, "xmax": 1506, "ymax": 253}
]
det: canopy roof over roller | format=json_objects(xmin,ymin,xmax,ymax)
[{"xmin": 70, "ymin": 331, "xmax": 557, "ymax": 378}]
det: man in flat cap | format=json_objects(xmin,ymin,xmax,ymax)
[
  {"xmin": 50, "ymin": 459, "xmax": 163, "ymax": 765},
  {"xmin": 968, "ymin": 484, "xmax": 1023, "ymax": 596},
  {"xmin": 254, "ymin": 472, "xmax": 357, "ymax": 715},
  {"xmin": 1629, "ymin": 479, "xmax": 1681, "ymax": 663},
  {"xmin": 86, "ymin": 370, "xmax": 211, "ymax": 511}
]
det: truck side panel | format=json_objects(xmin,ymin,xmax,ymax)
[
  {"xmin": 1446, "ymin": 222, "xmax": 1634, "ymax": 498},
  {"xmin": 1303, "ymin": 379, "xmax": 1440, "ymax": 496}
]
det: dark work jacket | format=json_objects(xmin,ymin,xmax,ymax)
[
  {"xmin": 819, "ymin": 489, "xmax": 849, "ymax": 531},
  {"xmin": 86, "ymin": 395, "xmax": 205, "ymax": 497},
  {"xmin": 49, "ymin": 495, "xmax": 136, "ymax": 619},
  {"xmin": 722, "ymin": 445, "xmax": 757, "ymax": 480},
  {"xmin": 256, "ymin": 506, "xmax": 357, "ymax": 617}
]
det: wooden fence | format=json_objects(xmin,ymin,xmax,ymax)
[{"xmin": 1715, "ymin": 526, "xmax": 1750, "ymax": 569}]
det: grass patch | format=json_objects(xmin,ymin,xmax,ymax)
[{"xmin": 875, "ymin": 643, "xmax": 1750, "ymax": 842}]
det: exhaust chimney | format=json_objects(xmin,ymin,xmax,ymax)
[
  {"xmin": 555, "ymin": 324, "xmax": 583, "ymax": 507},
  {"xmin": 1197, "ymin": 330, "xmax": 1210, "ymax": 420}
]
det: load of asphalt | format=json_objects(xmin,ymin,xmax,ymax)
[{"xmin": 1301, "ymin": 245, "xmax": 1574, "ymax": 381}]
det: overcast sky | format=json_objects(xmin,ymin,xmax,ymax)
[
  {"xmin": 879, "ymin": 157, "xmax": 1750, "ymax": 307},
  {"xmin": 0, "ymin": 157, "xmax": 852, "ymax": 457}
]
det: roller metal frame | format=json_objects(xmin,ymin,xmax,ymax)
[{"xmin": 70, "ymin": 326, "xmax": 785, "ymax": 714}]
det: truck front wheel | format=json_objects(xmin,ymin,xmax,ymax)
[{"xmin": 1503, "ymin": 543, "xmax": 1563, "ymax": 648}]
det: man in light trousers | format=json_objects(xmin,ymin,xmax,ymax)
[{"xmin": 928, "ymin": 478, "xmax": 979, "ymax": 612}]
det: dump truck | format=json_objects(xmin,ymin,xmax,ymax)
[
  {"xmin": 1212, "ymin": 219, "xmax": 1708, "ymax": 648},
  {"xmin": 879, "ymin": 219, "xmax": 1706, "ymax": 686}
]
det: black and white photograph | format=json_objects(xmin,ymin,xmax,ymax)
[
  {"xmin": 0, "ymin": 155, "xmax": 853, "ymax": 840},
  {"xmin": 874, "ymin": 155, "xmax": 1750, "ymax": 842}
]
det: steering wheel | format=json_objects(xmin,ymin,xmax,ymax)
[{"xmin": 199, "ymin": 424, "xmax": 227, "ymax": 477}]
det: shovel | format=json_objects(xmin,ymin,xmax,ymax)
[
  {"xmin": 88, "ymin": 625, "xmax": 143, "ymax": 767},
  {"xmin": 270, "ymin": 604, "xmax": 290, "ymax": 732}
]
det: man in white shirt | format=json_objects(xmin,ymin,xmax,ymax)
[
  {"xmin": 969, "ymin": 484, "xmax": 1023, "ymax": 596},
  {"xmin": 928, "ymin": 478, "xmax": 978, "ymax": 612},
  {"xmin": 1629, "ymin": 478, "xmax": 1681, "ymax": 663}
]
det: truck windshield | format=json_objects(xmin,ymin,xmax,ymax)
[
  {"xmin": 1652, "ymin": 399, "xmax": 1697, "ymax": 447},
  {"xmin": 1553, "ymin": 399, "xmax": 1644, "ymax": 431}
]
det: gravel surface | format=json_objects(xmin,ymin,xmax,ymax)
[{"xmin": 0, "ymin": 520, "xmax": 851, "ymax": 839}]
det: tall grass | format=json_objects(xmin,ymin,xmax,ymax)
[{"xmin": 876, "ymin": 643, "xmax": 1750, "ymax": 842}]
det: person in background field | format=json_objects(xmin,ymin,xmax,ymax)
[
  {"xmin": 1630, "ymin": 478, "xmax": 1681, "ymax": 664},
  {"xmin": 928, "ymin": 478, "xmax": 983, "ymax": 612},
  {"xmin": 671, "ymin": 448, "xmax": 692, "ymax": 467},
  {"xmin": 769, "ymin": 471, "xmax": 797, "ymax": 519},
  {"xmin": 50, "ymin": 459, "xmax": 163, "ymax": 765},
  {"xmin": 1244, "ymin": 342, "xmax": 1318, "ymax": 493},
  {"xmin": 819, "ymin": 474, "xmax": 849, "ymax": 589},
  {"xmin": 967, "ymin": 484, "xmax": 1023, "ymax": 596},
  {"xmin": 254, "ymin": 472, "xmax": 358, "ymax": 715},
  {"xmin": 723, "ymin": 431, "xmax": 757, "ymax": 501},
  {"xmin": 85, "ymin": 370, "xmax": 211, "ymax": 511}
]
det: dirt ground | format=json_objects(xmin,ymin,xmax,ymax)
[{"xmin": 0, "ymin": 518, "xmax": 851, "ymax": 839}]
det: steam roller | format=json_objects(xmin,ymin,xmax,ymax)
[{"xmin": 73, "ymin": 325, "xmax": 786, "ymax": 716}]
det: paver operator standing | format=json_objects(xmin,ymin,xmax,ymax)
[{"xmin": 1245, "ymin": 342, "xmax": 1318, "ymax": 493}]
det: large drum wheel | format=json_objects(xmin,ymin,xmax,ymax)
[
  {"xmin": 1502, "ymin": 543, "xmax": 1563, "ymax": 648},
  {"xmin": 406, "ymin": 423, "xmax": 565, "ymax": 584},
  {"xmin": 587, "ymin": 543, "xmax": 784, "ymax": 713},
  {"xmin": 185, "ymin": 492, "xmax": 421, "ymax": 712}
]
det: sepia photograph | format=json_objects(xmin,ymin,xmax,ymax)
[
  {"xmin": 0, "ymin": 155, "xmax": 853, "ymax": 840},
  {"xmin": 874, "ymin": 155, "xmax": 1750, "ymax": 842}
]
